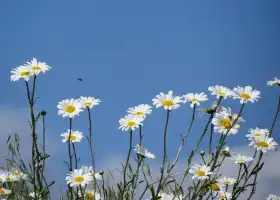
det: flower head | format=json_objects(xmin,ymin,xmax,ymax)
[
  {"xmin": 61, "ymin": 130, "xmax": 84, "ymax": 143},
  {"xmin": 230, "ymin": 154, "xmax": 253, "ymax": 164},
  {"xmin": 80, "ymin": 166, "xmax": 102, "ymax": 180},
  {"xmin": 182, "ymin": 92, "xmax": 208, "ymax": 107},
  {"xmin": 83, "ymin": 190, "xmax": 102, "ymax": 200},
  {"xmin": 79, "ymin": 96, "xmax": 101, "ymax": 109},
  {"xmin": 11, "ymin": 66, "xmax": 32, "ymax": 82},
  {"xmin": 267, "ymin": 194, "xmax": 280, "ymax": 200},
  {"xmin": 127, "ymin": 104, "xmax": 152, "ymax": 119},
  {"xmin": 119, "ymin": 114, "xmax": 143, "ymax": 131},
  {"xmin": 134, "ymin": 144, "xmax": 155, "ymax": 159},
  {"xmin": 208, "ymin": 86, "xmax": 233, "ymax": 99},
  {"xmin": 8, "ymin": 170, "xmax": 28, "ymax": 182},
  {"xmin": 0, "ymin": 188, "xmax": 11, "ymax": 195},
  {"xmin": 57, "ymin": 99, "xmax": 83, "ymax": 118},
  {"xmin": 24, "ymin": 58, "xmax": 51, "ymax": 75},
  {"xmin": 246, "ymin": 127, "xmax": 269, "ymax": 140},
  {"xmin": 267, "ymin": 78, "xmax": 280, "ymax": 87},
  {"xmin": 249, "ymin": 136, "xmax": 277, "ymax": 153},
  {"xmin": 221, "ymin": 146, "xmax": 231, "ymax": 157},
  {"xmin": 157, "ymin": 193, "xmax": 183, "ymax": 200},
  {"xmin": 189, "ymin": 164, "xmax": 212, "ymax": 180},
  {"xmin": 210, "ymin": 182, "xmax": 225, "ymax": 192},
  {"xmin": 66, "ymin": 168, "xmax": 93, "ymax": 187},
  {"xmin": 218, "ymin": 177, "xmax": 236, "ymax": 186},
  {"xmin": 232, "ymin": 86, "xmax": 260, "ymax": 104},
  {"xmin": 212, "ymin": 107, "xmax": 245, "ymax": 136},
  {"xmin": 152, "ymin": 91, "xmax": 182, "ymax": 110},
  {"xmin": 218, "ymin": 190, "xmax": 232, "ymax": 200}
]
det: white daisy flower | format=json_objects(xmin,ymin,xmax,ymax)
[
  {"xmin": 246, "ymin": 127, "xmax": 269, "ymax": 140},
  {"xmin": 249, "ymin": 136, "xmax": 277, "ymax": 153},
  {"xmin": 8, "ymin": 170, "xmax": 28, "ymax": 181},
  {"xmin": 82, "ymin": 190, "xmax": 102, "ymax": 200},
  {"xmin": 267, "ymin": 78, "xmax": 280, "ymax": 87},
  {"xmin": 57, "ymin": 99, "xmax": 83, "ymax": 118},
  {"xmin": 79, "ymin": 96, "xmax": 101, "ymax": 109},
  {"xmin": 212, "ymin": 108, "xmax": 244, "ymax": 136},
  {"xmin": 0, "ymin": 188, "xmax": 11, "ymax": 195},
  {"xmin": 208, "ymin": 86, "xmax": 233, "ymax": 99},
  {"xmin": 267, "ymin": 194, "xmax": 280, "ymax": 200},
  {"xmin": 80, "ymin": 166, "xmax": 102, "ymax": 180},
  {"xmin": 127, "ymin": 104, "xmax": 152, "ymax": 119},
  {"xmin": 119, "ymin": 114, "xmax": 143, "ymax": 131},
  {"xmin": 61, "ymin": 130, "xmax": 84, "ymax": 143},
  {"xmin": 210, "ymin": 182, "xmax": 225, "ymax": 192},
  {"xmin": 182, "ymin": 92, "xmax": 208, "ymax": 107},
  {"xmin": 66, "ymin": 169, "xmax": 93, "ymax": 187},
  {"xmin": 218, "ymin": 177, "xmax": 236, "ymax": 186},
  {"xmin": 189, "ymin": 164, "xmax": 212, "ymax": 180},
  {"xmin": 152, "ymin": 91, "xmax": 182, "ymax": 110},
  {"xmin": 219, "ymin": 107, "xmax": 246, "ymax": 123},
  {"xmin": 232, "ymin": 86, "xmax": 261, "ymax": 104},
  {"xmin": 24, "ymin": 58, "xmax": 51, "ymax": 75},
  {"xmin": 11, "ymin": 66, "xmax": 32, "ymax": 82},
  {"xmin": 134, "ymin": 144, "xmax": 156, "ymax": 159},
  {"xmin": 230, "ymin": 154, "xmax": 253, "ymax": 164},
  {"xmin": 218, "ymin": 190, "xmax": 232, "ymax": 200}
]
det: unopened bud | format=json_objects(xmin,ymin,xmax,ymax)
[
  {"xmin": 200, "ymin": 151, "xmax": 205, "ymax": 156},
  {"xmin": 99, "ymin": 170, "xmax": 104, "ymax": 176}
]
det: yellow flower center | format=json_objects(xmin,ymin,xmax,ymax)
[
  {"xmin": 210, "ymin": 183, "xmax": 220, "ymax": 191},
  {"xmin": 220, "ymin": 119, "xmax": 231, "ymax": 129},
  {"xmin": 69, "ymin": 135, "xmax": 77, "ymax": 141},
  {"xmin": 136, "ymin": 111, "xmax": 144, "ymax": 116},
  {"xmin": 218, "ymin": 92, "xmax": 225, "ymax": 96},
  {"xmin": 6, "ymin": 177, "xmax": 10, "ymax": 181},
  {"xmin": 191, "ymin": 98, "xmax": 198, "ymax": 103},
  {"xmin": 74, "ymin": 176, "xmax": 84, "ymax": 183},
  {"xmin": 12, "ymin": 172, "xmax": 20, "ymax": 176},
  {"xmin": 254, "ymin": 133, "xmax": 261, "ymax": 136},
  {"xmin": 20, "ymin": 71, "xmax": 30, "ymax": 77},
  {"xmin": 85, "ymin": 102, "xmax": 92, "ymax": 107},
  {"xmin": 219, "ymin": 195, "xmax": 225, "ymax": 199},
  {"xmin": 240, "ymin": 93, "xmax": 250, "ymax": 99},
  {"xmin": 32, "ymin": 66, "xmax": 41, "ymax": 71},
  {"xmin": 225, "ymin": 180, "xmax": 231, "ymax": 185},
  {"xmin": 127, "ymin": 121, "xmax": 136, "ymax": 127},
  {"xmin": 0, "ymin": 189, "xmax": 4, "ymax": 194},
  {"xmin": 257, "ymin": 141, "xmax": 268, "ymax": 148},
  {"xmin": 66, "ymin": 106, "xmax": 76, "ymax": 113},
  {"xmin": 162, "ymin": 100, "xmax": 174, "ymax": 106},
  {"xmin": 87, "ymin": 193, "xmax": 94, "ymax": 199},
  {"xmin": 196, "ymin": 170, "xmax": 206, "ymax": 177}
]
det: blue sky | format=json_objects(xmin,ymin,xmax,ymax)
[{"xmin": 1, "ymin": 0, "xmax": 280, "ymax": 198}]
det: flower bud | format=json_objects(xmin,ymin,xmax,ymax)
[
  {"xmin": 99, "ymin": 170, "xmax": 104, "ymax": 176},
  {"xmin": 200, "ymin": 151, "xmax": 205, "ymax": 156}
]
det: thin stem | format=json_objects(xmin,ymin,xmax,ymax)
[
  {"xmin": 67, "ymin": 118, "xmax": 73, "ymax": 199},
  {"xmin": 155, "ymin": 110, "xmax": 170, "ymax": 197},
  {"xmin": 101, "ymin": 174, "xmax": 106, "ymax": 200},
  {"xmin": 72, "ymin": 143, "xmax": 78, "ymax": 169},
  {"xmin": 42, "ymin": 114, "xmax": 46, "ymax": 170},
  {"xmin": 168, "ymin": 105, "xmax": 196, "ymax": 173}
]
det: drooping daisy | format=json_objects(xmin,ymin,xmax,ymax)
[
  {"xmin": 152, "ymin": 91, "xmax": 182, "ymax": 110},
  {"xmin": 57, "ymin": 99, "xmax": 83, "ymax": 118},
  {"xmin": 134, "ymin": 144, "xmax": 156, "ymax": 159},
  {"xmin": 208, "ymin": 86, "xmax": 233, "ymax": 99},
  {"xmin": 219, "ymin": 107, "xmax": 246, "ymax": 123},
  {"xmin": 232, "ymin": 86, "xmax": 261, "ymax": 104},
  {"xmin": 249, "ymin": 136, "xmax": 277, "ymax": 153},
  {"xmin": 83, "ymin": 190, "xmax": 102, "ymax": 200},
  {"xmin": 267, "ymin": 194, "xmax": 280, "ymax": 200},
  {"xmin": 119, "ymin": 114, "xmax": 143, "ymax": 131},
  {"xmin": 230, "ymin": 154, "xmax": 253, "ymax": 164},
  {"xmin": 61, "ymin": 130, "xmax": 84, "ymax": 143},
  {"xmin": 246, "ymin": 127, "xmax": 269, "ymax": 141},
  {"xmin": 127, "ymin": 104, "xmax": 152, "ymax": 119},
  {"xmin": 218, "ymin": 177, "xmax": 237, "ymax": 186},
  {"xmin": 79, "ymin": 96, "xmax": 101, "ymax": 109},
  {"xmin": 66, "ymin": 169, "xmax": 93, "ymax": 187},
  {"xmin": 0, "ymin": 188, "xmax": 11, "ymax": 195},
  {"xmin": 267, "ymin": 78, "xmax": 280, "ymax": 87},
  {"xmin": 189, "ymin": 164, "xmax": 212, "ymax": 180},
  {"xmin": 24, "ymin": 58, "xmax": 51, "ymax": 75},
  {"xmin": 80, "ymin": 166, "xmax": 102, "ymax": 180},
  {"xmin": 212, "ymin": 108, "xmax": 244, "ymax": 136},
  {"xmin": 11, "ymin": 66, "xmax": 32, "ymax": 82},
  {"xmin": 210, "ymin": 182, "xmax": 225, "ymax": 192},
  {"xmin": 182, "ymin": 92, "xmax": 208, "ymax": 107},
  {"xmin": 217, "ymin": 190, "xmax": 232, "ymax": 200},
  {"xmin": 221, "ymin": 146, "xmax": 231, "ymax": 157}
]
